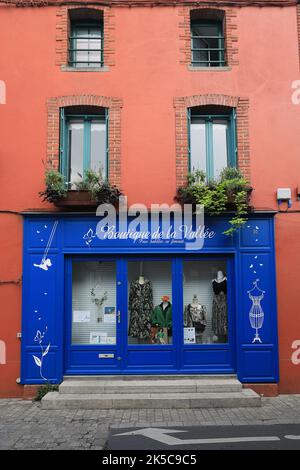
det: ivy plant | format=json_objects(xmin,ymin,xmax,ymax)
[{"xmin": 176, "ymin": 168, "xmax": 252, "ymax": 236}]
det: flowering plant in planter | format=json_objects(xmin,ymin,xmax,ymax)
[
  {"xmin": 176, "ymin": 168, "xmax": 253, "ymax": 236},
  {"xmin": 39, "ymin": 168, "xmax": 122, "ymax": 207}
]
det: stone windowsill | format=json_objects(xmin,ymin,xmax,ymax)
[
  {"xmin": 188, "ymin": 65, "xmax": 232, "ymax": 72},
  {"xmin": 61, "ymin": 65, "xmax": 110, "ymax": 73}
]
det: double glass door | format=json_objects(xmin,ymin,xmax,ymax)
[{"xmin": 65, "ymin": 257, "xmax": 234, "ymax": 375}]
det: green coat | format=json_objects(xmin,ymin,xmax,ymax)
[{"xmin": 150, "ymin": 302, "xmax": 172, "ymax": 329}]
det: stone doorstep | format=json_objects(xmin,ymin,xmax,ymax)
[
  {"xmin": 41, "ymin": 389, "xmax": 261, "ymax": 410},
  {"xmin": 63, "ymin": 374, "xmax": 237, "ymax": 381},
  {"xmin": 59, "ymin": 378, "xmax": 242, "ymax": 395}
]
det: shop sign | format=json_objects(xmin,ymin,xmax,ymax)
[{"xmin": 95, "ymin": 197, "xmax": 215, "ymax": 251}]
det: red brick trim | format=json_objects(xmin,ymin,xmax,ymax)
[
  {"xmin": 55, "ymin": 5, "xmax": 115, "ymax": 68},
  {"xmin": 174, "ymin": 94, "xmax": 250, "ymax": 187},
  {"xmin": 47, "ymin": 95, "xmax": 123, "ymax": 186},
  {"xmin": 179, "ymin": 6, "xmax": 239, "ymax": 67}
]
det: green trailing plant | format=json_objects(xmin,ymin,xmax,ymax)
[
  {"xmin": 74, "ymin": 169, "xmax": 100, "ymax": 192},
  {"xmin": 74, "ymin": 169, "xmax": 122, "ymax": 204},
  {"xmin": 39, "ymin": 168, "xmax": 122, "ymax": 205},
  {"xmin": 176, "ymin": 168, "xmax": 252, "ymax": 236},
  {"xmin": 39, "ymin": 169, "xmax": 68, "ymax": 203},
  {"xmin": 34, "ymin": 383, "xmax": 59, "ymax": 401},
  {"xmin": 91, "ymin": 179, "xmax": 122, "ymax": 205}
]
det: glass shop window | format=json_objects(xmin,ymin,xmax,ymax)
[
  {"xmin": 127, "ymin": 261, "xmax": 173, "ymax": 345},
  {"xmin": 183, "ymin": 260, "xmax": 228, "ymax": 345},
  {"xmin": 72, "ymin": 261, "xmax": 117, "ymax": 345}
]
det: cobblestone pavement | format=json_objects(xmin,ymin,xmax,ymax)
[{"xmin": 0, "ymin": 395, "xmax": 300, "ymax": 450}]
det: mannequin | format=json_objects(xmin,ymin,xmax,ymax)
[
  {"xmin": 128, "ymin": 274, "xmax": 153, "ymax": 340},
  {"xmin": 184, "ymin": 294, "xmax": 207, "ymax": 343},
  {"xmin": 212, "ymin": 270, "xmax": 228, "ymax": 342},
  {"xmin": 150, "ymin": 295, "xmax": 172, "ymax": 343}
]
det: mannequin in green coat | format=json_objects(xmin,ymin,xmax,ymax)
[{"xmin": 150, "ymin": 295, "xmax": 172, "ymax": 333}]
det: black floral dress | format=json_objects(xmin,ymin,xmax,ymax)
[
  {"xmin": 212, "ymin": 279, "xmax": 228, "ymax": 336},
  {"xmin": 128, "ymin": 279, "xmax": 153, "ymax": 339}
]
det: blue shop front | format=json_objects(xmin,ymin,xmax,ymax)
[{"xmin": 21, "ymin": 211, "xmax": 279, "ymax": 384}]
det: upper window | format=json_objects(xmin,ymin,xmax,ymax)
[
  {"xmin": 60, "ymin": 106, "xmax": 108, "ymax": 186},
  {"xmin": 69, "ymin": 9, "xmax": 103, "ymax": 68},
  {"xmin": 190, "ymin": 9, "xmax": 226, "ymax": 68},
  {"xmin": 189, "ymin": 106, "xmax": 236, "ymax": 180}
]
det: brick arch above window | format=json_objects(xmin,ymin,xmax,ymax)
[
  {"xmin": 174, "ymin": 94, "xmax": 250, "ymax": 187},
  {"xmin": 47, "ymin": 95, "xmax": 123, "ymax": 186},
  {"xmin": 179, "ymin": 6, "xmax": 239, "ymax": 68},
  {"xmin": 55, "ymin": 5, "xmax": 115, "ymax": 69}
]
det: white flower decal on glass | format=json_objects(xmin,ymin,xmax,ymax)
[{"xmin": 33, "ymin": 327, "xmax": 50, "ymax": 381}]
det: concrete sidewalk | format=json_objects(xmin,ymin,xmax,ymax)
[{"xmin": 0, "ymin": 395, "xmax": 300, "ymax": 450}]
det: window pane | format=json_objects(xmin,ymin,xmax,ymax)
[
  {"xmin": 89, "ymin": 27, "xmax": 101, "ymax": 38},
  {"xmin": 72, "ymin": 261, "xmax": 117, "ymax": 345},
  {"xmin": 76, "ymin": 27, "xmax": 89, "ymax": 38},
  {"xmin": 128, "ymin": 261, "xmax": 173, "ymax": 345},
  {"xmin": 68, "ymin": 120, "xmax": 84, "ymax": 184},
  {"xmin": 192, "ymin": 24, "xmax": 220, "ymax": 38},
  {"xmin": 89, "ymin": 34, "xmax": 102, "ymax": 64},
  {"xmin": 183, "ymin": 260, "xmax": 228, "ymax": 345},
  {"xmin": 191, "ymin": 23, "xmax": 223, "ymax": 66},
  {"xmin": 74, "ymin": 26, "xmax": 102, "ymax": 66},
  {"xmin": 212, "ymin": 120, "xmax": 228, "ymax": 179},
  {"xmin": 87, "ymin": 27, "xmax": 101, "ymax": 65},
  {"xmin": 90, "ymin": 119, "xmax": 107, "ymax": 179},
  {"xmin": 192, "ymin": 49, "xmax": 209, "ymax": 65},
  {"xmin": 190, "ymin": 119, "xmax": 206, "ymax": 173}
]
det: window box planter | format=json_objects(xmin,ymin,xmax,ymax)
[
  {"xmin": 40, "ymin": 169, "xmax": 122, "ymax": 209},
  {"xmin": 176, "ymin": 169, "xmax": 253, "ymax": 236},
  {"xmin": 54, "ymin": 190, "xmax": 98, "ymax": 208},
  {"xmin": 225, "ymin": 187, "xmax": 253, "ymax": 211}
]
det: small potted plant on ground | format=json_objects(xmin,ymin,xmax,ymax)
[{"xmin": 176, "ymin": 168, "xmax": 253, "ymax": 236}]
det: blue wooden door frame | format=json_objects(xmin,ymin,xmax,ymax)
[{"xmin": 64, "ymin": 254, "xmax": 235, "ymax": 375}]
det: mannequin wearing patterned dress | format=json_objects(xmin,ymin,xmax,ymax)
[
  {"xmin": 128, "ymin": 276, "xmax": 153, "ymax": 340},
  {"xmin": 184, "ymin": 295, "xmax": 207, "ymax": 344},
  {"xmin": 212, "ymin": 271, "xmax": 228, "ymax": 342}
]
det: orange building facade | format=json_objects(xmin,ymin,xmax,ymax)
[{"xmin": 0, "ymin": 0, "xmax": 300, "ymax": 397}]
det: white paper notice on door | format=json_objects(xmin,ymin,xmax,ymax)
[
  {"xmin": 103, "ymin": 306, "xmax": 116, "ymax": 323},
  {"xmin": 184, "ymin": 327, "xmax": 196, "ymax": 344},
  {"xmin": 73, "ymin": 310, "xmax": 91, "ymax": 323},
  {"xmin": 90, "ymin": 332, "xmax": 107, "ymax": 344}
]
